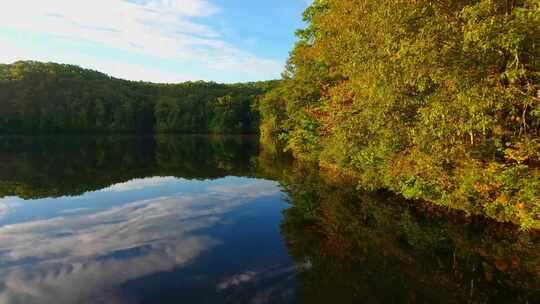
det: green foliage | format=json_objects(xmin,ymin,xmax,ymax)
[
  {"xmin": 260, "ymin": 0, "xmax": 540, "ymax": 229},
  {"xmin": 0, "ymin": 61, "xmax": 276, "ymax": 134}
]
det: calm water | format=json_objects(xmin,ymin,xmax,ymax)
[{"xmin": 0, "ymin": 135, "xmax": 538, "ymax": 304}]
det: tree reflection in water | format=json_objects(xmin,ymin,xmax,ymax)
[
  {"xmin": 0, "ymin": 135, "xmax": 537, "ymax": 303},
  {"xmin": 279, "ymin": 162, "xmax": 540, "ymax": 304}
]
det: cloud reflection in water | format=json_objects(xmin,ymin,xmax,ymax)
[{"xmin": 0, "ymin": 177, "xmax": 281, "ymax": 304}]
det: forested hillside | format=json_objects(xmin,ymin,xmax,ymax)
[
  {"xmin": 260, "ymin": 0, "xmax": 540, "ymax": 228},
  {"xmin": 0, "ymin": 61, "xmax": 275, "ymax": 134}
]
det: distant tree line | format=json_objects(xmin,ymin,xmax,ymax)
[{"xmin": 0, "ymin": 61, "xmax": 276, "ymax": 134}]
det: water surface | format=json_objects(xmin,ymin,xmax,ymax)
[{"xmin": 0, "ymin": 135, "xmax": 538, "ymax": 303}]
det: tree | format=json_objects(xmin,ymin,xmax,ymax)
[{"xmin": 261, "ymin": 0, "xmax": 540, "ymax": 229}]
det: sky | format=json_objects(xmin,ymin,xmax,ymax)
[{"xmin": 0, "ymin": 0, "xmax": 310, "ymax": 83}]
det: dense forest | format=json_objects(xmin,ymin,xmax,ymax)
[
  {"xmin": 0, "ymin": 61, "xmax": 276, "ymax": 134},
  {"xmin": 260, "ymin": 0, "xmax": 540, "ymax": 229}
]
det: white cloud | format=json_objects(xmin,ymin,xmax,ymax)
[
  {"xmin": 0, "ymin": 237, "xmax": 215, "ymax": 304},
  {"xmin": 59, "ymin": 208, "xmax": 92, "ymax": 214},
  {"xmin": 0, "ymin": 203, "xmax": 10, "ymax": 217},
  {"xmin": 0, "ymin": 200, "xmax": 21, "ymax": 218},
  {"xmin": 208, "ymin": 180, "xmax": 281, "ymax": 199},
  {"xmin": 142, "ymin": 0, "xmax": 221, "ymax": 17},
  {"xmin": 0, "ymin": 0, "xmax": 282, "ymax": 82},
  {"xmin": 217, "ymin": 271, "xmax": 257, "ymax": 290},
  {"xmin": 0, "ymin": 39, "xmax": 26, "ymax": 64},
  {"xmin": 100, "ymin": 176, "xmax": 181, "ymax": 192}
]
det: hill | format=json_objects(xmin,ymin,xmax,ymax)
[{"xmin": 0, "ymin": 61, "xmax": 277, "ymax": 134}]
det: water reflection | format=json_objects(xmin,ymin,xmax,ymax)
[
  {"xmin": 0, "ymin": 177, "xmax": 293, "ymax": 304},
  {"xmin": 0, "ymin": 135, "xmax": 538, "ymax": 303},
  {"xmin": 0, "ymin": 135, "xmax": 261, "ymax": 199},
  {"xmin": 280, "ymin": 164, "xmax": 540, "ymax": 303}
]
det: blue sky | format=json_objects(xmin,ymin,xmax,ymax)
[{"xmin": 0, "ymin": 0, "xmax": 310, "ymax": 83}]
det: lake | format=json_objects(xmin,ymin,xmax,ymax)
[{"xmin": 0, "ymin": 135, "xmax": 538, "ymax": 303}]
